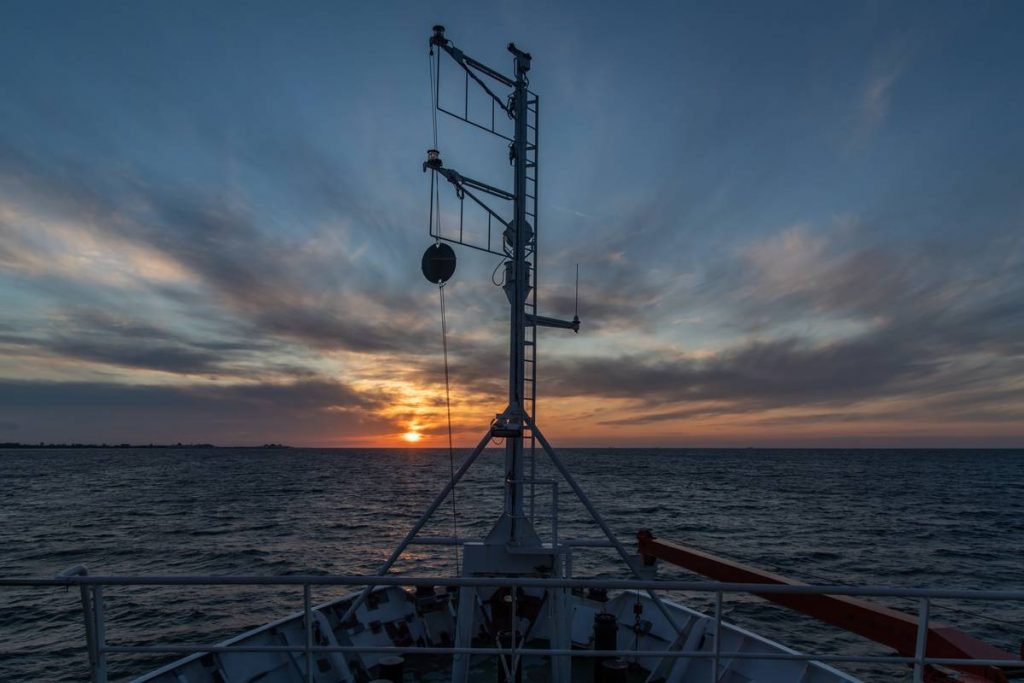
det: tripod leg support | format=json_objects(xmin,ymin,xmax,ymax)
[
  {"xmin": 526, "ymin": 417, "xmax": 684, "ymax": 636},
  {"xmin": 339, "ymin": 428, "xmax": 494, "ymax": 625}
]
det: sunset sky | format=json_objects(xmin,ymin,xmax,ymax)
[{"xmin": 1, "ymin": 2, "xmax": 1022, "ymax": 447}]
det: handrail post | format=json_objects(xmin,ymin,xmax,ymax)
[
  {"xmin": 551, "ymin": 481, "xmax": 558, "ymax": 550},
  {"xmin": 93, "ymin": 585, "xmax": 107, "ymax": 683},
  {"xmin": 304, "ymin": 584, "xmax": 313, "ymax": 683},
  {"xmin": 711, "ymin": 591, "xmax": 722, "ymax": 683},
  {"xmin": 913, "ymin": 597, "xmax": 930, "ymax": 683},
  {"xmin": 8, "ymin": 573, "xmax": 1024, "ymax": 680},
  {"xmin": 79, "ymin": 585, "xmax": 97, "ymax": 675},
  {"xmin": 511, "ymin": 580, "xmax": 520, "ymax": 676},
  {"xmin": 57, "ymin": 565, "xmax": 98, "ymax": 679}
]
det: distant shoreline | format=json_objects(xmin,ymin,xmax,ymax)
[
  {"xmin": 1, "ymin": 443, "xmax": 1021, "ymax": 451},
  {"xmin": 0, "ymin": 442, "xmax": 291, "ymax": 449}
]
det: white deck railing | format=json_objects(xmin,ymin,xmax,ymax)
[{"xmin": 2, "ymin": 570, "xmax": 1022, "ymax": 683}]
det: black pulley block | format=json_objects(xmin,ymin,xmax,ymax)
[{"xmin": 421, "ymin": 242, "xmax": 456, "ymax": 284}]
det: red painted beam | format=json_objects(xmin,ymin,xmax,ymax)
[{"xmin": 637, "ymin": 532, "xmax": 1017, "ymax": 682}]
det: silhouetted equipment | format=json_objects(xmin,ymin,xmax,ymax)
[
  {"xmin": 377, "ymin": 655, "xmax": 404, "ymax": 682},
  {"xmin": 422, "ymin": 243, "xmax": 457, "ymax": 284},
  {"xmin": 424, "ymin": 148, "xmax": 443, "ymax": 170},
  {"xmin": 423, "ymin": 21, "xmax": 582, "ymax": 555},
  {"xmin": 599, "ymin": 659, "xmax": 629, "ymax": 683},
  {"xmin": 431, "ymin": 25, "xmax": 446, "ymax": 46},
  {"xmin": 575, "ymin": 263, "xmax": 580, "ymax": 320},
  {"xmin": 497, "ymin": 630, "xmax": 523, "ymax": 683},
  {"xmin": 592, "ymin": 612, "xmax": 618, "ymax": 682}
]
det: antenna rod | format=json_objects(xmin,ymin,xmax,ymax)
[{"xmin": 574, "ymin": 264, "xmax": 579, "ymax": 319}]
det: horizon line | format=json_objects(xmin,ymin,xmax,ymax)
[{"xmin": 2, "ymin": 442, "xmax": 1022, "ymax": 451}]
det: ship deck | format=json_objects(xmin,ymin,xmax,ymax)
[{"xmin": 134, "ymin": 585, "xmax": 860, "ymax": 683}]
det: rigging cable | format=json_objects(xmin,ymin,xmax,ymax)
[
  {"xmin": 428, "ymin": 48, "xmax": 439, "ymax": 148},
  {"xmin": 575, "ymin": 263, "xmax": 580, "ymax": 319},
  {"xmin": 430, "ymin": 47, "xmax": 460, "ymax": 574},
  {"xmin": 430, "ymin": 52, "xmax": 441, "ymax": 237},
  {"xmin": 427, "ymin": 50, "xmax": 443, "ymax": 241},
  {"xmin": 491, "ymin": 259, "xmax": 507, "ymax": 287},
  {"xmin": 439, "ymin": 283, "xmax": 460, "ymax": 574}
]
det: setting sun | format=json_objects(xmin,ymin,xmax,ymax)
[{"xmin": 402, "ymin": 431, "xmax": 422, "ymax": 443}]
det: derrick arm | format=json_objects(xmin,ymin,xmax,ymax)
[
  {"xmin": 636, "ymin": 532, "xmax": 1020, "ymax": 682},
  {"xmin": 527, "ymin": 313, "xmax": 579, "ymax": 332}
]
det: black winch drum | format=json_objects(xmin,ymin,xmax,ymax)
[
  {"xmin": 377, "ymin": 654, "xmax": 404, "ymax": 682},
  {"xmin": 593, "ymin": 612, "xmax": 618, "ymax": 682},
  {"xmin": 600, "ymin": 658, "xmax": 629, "ymax": 683}
]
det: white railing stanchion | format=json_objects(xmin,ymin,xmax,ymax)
[
  {"xmin": 304, "ymin": 584, "xmax": 313, "ymax": 683},
  {"xmin": 913, "ymin": 597, "xmax": 930, "ymax": 683},
  {"xmin": 5, "ymin": 572, "xmax": 1024, "ymax": 679},
  {"xmin": 712, "ymin": 590, "xmax": 722, "ymax": 683},
  {"xmin": 93, "ymin": 585, "xmax": 107, "ymax": 683},
  {"xmin": 551, "ymin": 481, "xmax": 559, "ymax": 549},
  {"xmin": 511, "ymin": 580, "xmax": 521, "ymax": 677},
  {"xmin": 80, "ymin": 585, "xmax": 98, "ymax": 677}
]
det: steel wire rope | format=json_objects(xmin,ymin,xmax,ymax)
[
  {"xmin": 430, "ymin": 47, "xmax": 460, "ymax": 575},
  {"xmin": 439, "ymin": 283, "xmax": 460, "ymax": 575},
  {"xmin": 428, "ymin": 48, "xmax": 439, "ymax": 148},
  {"xmin": 491, "ymin": 259, "xmax": 507, "ymax": 287}
]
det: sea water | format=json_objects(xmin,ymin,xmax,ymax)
[{"xmin": 2, "ymin": 448, "xmax": 1021, "ymax": 681}]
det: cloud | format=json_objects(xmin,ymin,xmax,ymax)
[
  {"xmin": 860, "ymin": 62, "xmax": 903, "ymax": 133},
  {"xmin": 695, "ymin": 223, "xmax": 912, "ymax": 330},
  {"xmin": 0, "ymin": 200, "xmax": 191, "ymax": 288},
  {"xmin": 0, "ymin": 378, "xmax": 392, "ymax": 445},
  {"xmin": 0, "ymin": 137, "xmax": 440, "ymax": 359},
  {"xmin": 0, "ymin": 305, "xmax": 290, "ymax": 378},
  {"xmin": 1, "ymin": 50, "xmax": 1022, "ymax": 448},
  {"xmin": 532, "ymin": 218, "xmax": 1024, "ymax": 436},
  {"xmin": 546, "ymin": 332, "xmax": 927, "ymax": 409},
  {"xmin": 852, "ymin": 42, "xmax": 912, "ymax": 142}
]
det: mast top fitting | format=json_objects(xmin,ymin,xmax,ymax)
[
  {"xmin": 423, "ymin": 148, "xmax": 443, "ymax": 172},
  {"xmin": 507, "ymin": 42, "xmax": 531, "ymax": 72},
  {"xmin": 430, "ymin": 25, "xmax": 448, "ymax": 48}
]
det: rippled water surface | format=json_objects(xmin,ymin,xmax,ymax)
[{"xmin": 2, "ymin": 448, "xmax": 1022, "ymax": 681}]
